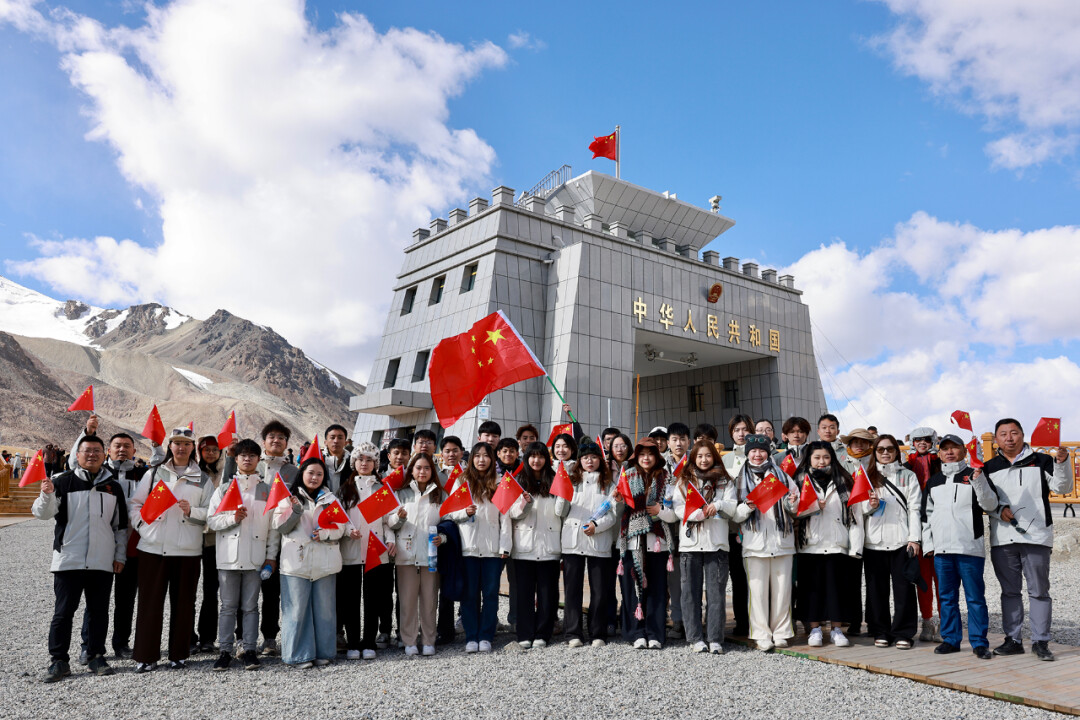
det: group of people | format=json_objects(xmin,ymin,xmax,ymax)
[{"xmin": 31, "ymin": 406, "xmax": 1071, "ymax": 683}]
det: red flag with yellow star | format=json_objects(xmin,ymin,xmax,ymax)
[
  {"xmin": 439, "ymin": 480, "xmax": 474, "ymax": 516},
  {"xmin": 546, "ymin": 423, "xmax": 573, "ymax": 446},
  {"xmin": 849, "ymin": 465, "xmax": 872, "ymax": 507},
  {"xmin": 18, "ymin": 449, "xmax": 47, "ymax": 487},
  {"xmin": 141, "ymin": 478, "xmax": 178, "ymax": 524},
  {"xmin": 779, "ymin": 453, "xmax": 798, "ymax": 479},
  {"xmin": 429, "ymin": 311, "xmax": 546, "ymax": 428},
  {"xmin": 217, "ymin": 410, "xmax": 237, "ymax": 450},
  {"xmin": 263, "ymin": 472, "xmax": 291, "ymax": 515},
  {"xmin": 67, "ymin": 385, "xmax": 94, "ymax": 413},
  {"xmin": 551, "ymin": 460, "xmax": 574, "ymax": 502},
  {"xmin": 364, "ymin": 531, "xmax": 388, "ymax": 572},
  {"xmin": 589, "ymin": 131, "xmax": 617, "ymax": 161},
  {"xmin": 359, "ymin": 484, "xmax": 400, "ymax": 524},
  {"xmin": 683, "ymin": 481, "xmax": 707, "ymax": 522},
  {"xmin": 796, "ymin": 475, "xmax": 818, "ymax": 515},
  {"xmin": 950, "ymin": 410, "xmax": 973, "ymax": 433},
  {"xmin": 492, "ymin": 472, "xmax": 525, "ymax": 514},
  {"xmin": 142, "ymin": 404, "xmax": 166, "ymax": 446},
  {"xmin": 317, "ymin": 498, "xmax": 350, "ymax": 529},
  {"xmin": 746, "ymin": 472, "xmax": 787, "ymax": 514},
  {"xmin": 1031, "ymin": 417, "xmax": 1061, "ymax": 447}
]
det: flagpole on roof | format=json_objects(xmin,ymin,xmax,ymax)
[{"xmin": 615, "ymin": 125, "xmax": 621, "ymax": 179}]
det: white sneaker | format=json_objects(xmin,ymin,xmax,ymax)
[
  {"xmin": 296, "ymin": 661, "xmax": 313, "ymax": 669},
  {"xmin": 465, "ymin": 641, "xmax": 478, "ymax": 654},
  {"xmin": 592, "ymin": 639, "xmax": 606, "ymax": 648},
  {"xmin": 346, "ymin": 649, "xmax": 360, "ymax": 661},
  {"xmin": 774, "ymin": 637, "xmax": 789, "ymax": 648},
  {"xmin": 692, "ymin": 641, "xmax": 708, "ymax": 653},
  {"xmin": 757, "ymin": 639, "xmax": 774, "ymax": 652},
  {"xmin": 568, "ymin": 638, "xmax": 584, "ymax": 648},
  {"xmin": 831, "ymin": 628, "xmax": 851, "ymax": 647},
  {"xmin": 478, "ymin": 640, "xmax": 492, "ymax": 653},
  {"xmin": 633, "ymin": 638, "xmax": 647, "ymax": 649},
  {"xmin": 648, "ymin": 639, "xmax": 662, "ymax": 650},
  {"xmin": 404, "ymin": 646, "xmax": 419, "ymax": 656},
  {"xmin": 709, "ymin": 642, "xmax": 724, "ymax": 655},
  {"xmin": 518, "ymin": 640, "xmax": 532, "ymax": 649},
  {"xmin": 362, "ymin": 649, "xmax": 376, "ymax": 660},
  {"xmin": 422, "ymin": 645, "xmax": 435, "ymax": 656},
  {"xmin": 808, "ymin": 628, "xmax": 823, "ymax": 647},
  {"xmin": 532, "ymin": 639, "xmax": 547, "ymax": 648}
]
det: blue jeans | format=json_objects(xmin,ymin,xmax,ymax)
[
  {"xmin": 935, "ymin": 554, "xmax": 988, "ymax": 649},
  {"xmin": 280, "ymin": 574, "xmax": 337, "ymax": 665},
  {"xmin": 461, "ymin": 557, "xmax": 502, "ymax": 643}
]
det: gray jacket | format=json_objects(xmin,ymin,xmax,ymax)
[
  {"xmin": 921, "ymin": 461, "xmax": 998, "ymax": 557},
  {"xmin": 33, "ymin": 466, "xmax": 127, "ymax": 572}
]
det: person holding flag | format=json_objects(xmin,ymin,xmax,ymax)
[
  {"xmin": 722, "ymin": 413, "xmax": 754, "ymax": 638},
  {"xmin": 551, "ymin": 432, "xmax": 579, "ymax": 468},
  {"xmin": 272, "ymin": 458, "xmax": 345, "ymax": 668},
  {"xmin": 556, "ymin": 439, "xmax": 617, "ymax": 647},
  {"xmin": 983, "ymin": 418, "xmax": 1073, "ymax": 661},
  {"xmin": 434, "ymin": 435, "xmax": 465, "ymax": 644},
  {"xmin": 446, "ymin": 443, "xmax": 511, "ymax": 653},
  {"xmin": 387, "ymin": 453, "xmax": 446, "ymax": 657},
  {"xmin": 206, "ymin": 439, "xmax": 279, "ymax": 671},
  {"xmin": 662, "ymin": 422, "xmax": 692, "ymax": 642},
  {"xmin": 34, "ymin": 435, "xmax": 129, "ymax": 683},
  {"xmin": 193, "ymin": 435, "xmax": 224, "ymax": 655},
  {"xmin": 671, "ymin": 440, "xmax": 737, "ymax": 654},
  {"xmin": 903, "ymin": 426, "xmax": 943, "ymax": 644},
  {"xmin": 337, "ymin": 442, "xmax": 396, "ymax": 660},
  {"xmin": 128, "ymin": 427, "xmax": 215, "ymax": 673},
  {"xmin": 862, "ymin": 435, "xmax": 922, "ymax": 650},
  {"xmin": 732, "ymin": 434, "xmax": 800, "ymax": 652}
]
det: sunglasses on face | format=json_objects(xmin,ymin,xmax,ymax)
[{"xmin": 876, "ymin": 446, "xmax": 898, "ymax": 454}]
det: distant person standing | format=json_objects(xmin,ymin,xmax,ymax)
[{"xmin": 323, "ymin": 424, "xmax": 351, "ymax": 493}]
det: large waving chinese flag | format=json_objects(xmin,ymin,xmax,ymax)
[
  {"xmin": 429, "ymin": 311, "xmax": 546, "ymax": 428},
  {"xmin": 67, "ymin": 385, "xmax": 94, "ymax": 412},
  {"xmin": 589, "ymin": 131, "xmax": 617, "ymax": 161}
]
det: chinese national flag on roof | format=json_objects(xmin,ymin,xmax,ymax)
[
  {"xmin": 616, "ymin": 466, "xmax": 635, "ymax": 510},
  {"xmin": 746, "ymin": 472, "xmax": 787, "ymax": 514},
  {"xmin": 950, "ymin": 410, "xmax": 973, "ymax": 433},
  {"xmin": 797, "ymin": 476, "xmax": 818, "ymax": 515},
  {"xmin": 492, "ymin": 472, "xmax": 525, "ymax": 514},
  {"xmin": 429, "ymin": 311, "xmax": 546, "ymax": 428},
  {"xmin": 142, "ymin": 404, "xmax": 166, "ymax": 446},
  {"xmin": 217, "ymin": 411, "xmax": 237, "ymax": 450},
  {"xmin": 364, "ymin": 531, "xmax": 388, "ymax": 572},
  {"xmin": 440, "ymin": 480, "xmax": 473, "ymax": 516},
  {"xmin": 683, "ymin": 481, "xmax": 707, "ymax": 522},
  {"xmin": 317, "ymin": 498, "xmax": 350, "ymax": 529},
  {"xmin": 780, "ymin": 453, "xmax": 798, "ymax": 479},
  {"xmin": 263, "ymin": 472, "xmax": 291, "ymax": 515},
  {"xmin": 215, "ymin": 478, "xmax": 244, "ymax": 514},
  {"xmin": 359, "ymin": 485, "xmax": 400, "ymax": 524},
  {"xmin": 18, "ymin": 449, "xmax": 46, "ymax": 487},
  {"xmin": 67, "ymin": 385, "xmax": 94, "ymax": 412},
  {"xmin": 551, "ymin": 461, "xmax": 574, "ymax": 502},
  {"xmin": 546, "ymin": 423, "xmax": 574, "ymax": 447},
  {"xmin": 1031, "ymin": 417, "xmax": 1061, "ymax": 447},
  {"xmin": 849, "ymin": 465, "xmax": 872, "ymax": 506},
  {"xmin": 141, "ymin": 478, "xmax": 178, "ymax": 524},
  {"xmin": 589, "ymin": 131, "xmax": 617, "ymax": 161}
]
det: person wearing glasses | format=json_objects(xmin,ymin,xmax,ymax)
[
  {"xmin": 34, "ymin": 435, "xmax": 129, "ymax": 683},
  {"xmin": 128, "ymin": 427, "xmax": 215, "ymax": 673}
]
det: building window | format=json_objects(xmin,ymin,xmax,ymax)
[
  {"xmin": 401, "ymin": 287, "xmax": 416, "ymax": 316},
  {"xmin": 384, "ymin": 358, "xmax": 400, "ymax": 388},
  {"xmin": 688, "ymin": 384, "xmax": 705, "ymax": 413},
  {"xmin": 461, "ymin": 263, "xmax": 478, "ymax": 293},
  {"xmin": 723, "ymin": 380, "xmax": 739, "ymax": 409},
  {"xmin": 412, "ymin": 350, "xmax": 430, "ymax": 382},
  {"xmin": 429, "ymin": 276, "xmax": 446, "ymax": 305}
]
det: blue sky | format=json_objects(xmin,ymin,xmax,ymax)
[{"xmin": 2, "ymin": 0, "xmax": 1079, "ymax": 436}]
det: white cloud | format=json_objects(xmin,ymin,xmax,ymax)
[
  {"xmin": 2, "ymin": 0, "xmax": 508, "ymax": 382},
  {"xmin": 873, "ymin": 0, "xmax": 1080, "ymax": 168},
  {"xmin": 507, "ymin": 30, "xmax": 545, "ymax": 51}
]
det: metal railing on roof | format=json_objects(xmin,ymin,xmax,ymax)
[{"xmin": 516, "ymin": 165, "xmax": 572, "ymax": 206}]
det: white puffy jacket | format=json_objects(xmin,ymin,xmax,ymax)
[
  {"xmin": 206, "ymin": 473, "xmax": 279, "ymax": 571},
  {"xmin": 555, "ymin": 471, "xmax": 618, "ymax": 557},
  {"xmin": 388, "ymin": 480, "xmax": 444, "ymax": 568},
  {"xmin": 129, "ymin": 461, "xmax": 214, "ymax": 557},
  {"xmin": 985, "ymin": 445, "xmax": 1073, "ymax": 549},
  {"xmin": 340, "ymin": 475, "xmax": 395, "ymax": 567},
  {"xmin": 796, "ymin": 472, "xmax": 866, "ymax": 557},
  {"xmin": 722, "ymin": 444, "xmax": 746, "ymax": 476},
  {"xmin": 671, "ymin": 478, "xmax": 739, "ymax": 553},
  {"xmin": 732, "ymin": 467, "xmax": 798, "ymax": 558},
  {"xmin": 863, "ymin": 462, "xmax": 922, "ymax": 552},
  {"xmin": 509, "ymin": 493, "xmax": 562, "ymax": 561},
  {"xmin": 273, "ymin": 489, "xmax": 345, "ymax": 581},
  {"xmin": 921, "ymin": 461, "xmax": 998, "ymax": 557},
  {"xmin": 448, "ymin": 488, "xmax": 512, "ymax": 558}
]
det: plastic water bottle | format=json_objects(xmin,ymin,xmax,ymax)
[
  {"xmin": 260, "ymin": 563, "xmax": 273, "ymax": 581},
  {"xmin": 427, "ymin": 526, "xmax": 438, "ymax": 572},
  {"xmin": 587, "ymin": 497, "xmax": 613, "ymax": 526}
]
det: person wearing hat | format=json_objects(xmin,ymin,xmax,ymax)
[
  {"xmin": 983, "ymin": 418, "xmax": 1072, "ymax": 661},
  {"xmin": 193, "ymin": 435, "xmax": 223, "ymax": 654},
  {"xmin": 839, "ymin": 428, "xmax": 875, "ymax": 473},
  {"xmin": 920, "ymin": 434, "xmax": 999, "ymax": 659},
  {"xmin": 647, "ymin": 426, "xmax": 669, "ymax": 455},
  {"xmin": 128, "ymin": 426, "xmax": 215, "ymax": 672},
  {"xmin": 904, "ymin": 427, "xmax": 943, "ymax": 643}
]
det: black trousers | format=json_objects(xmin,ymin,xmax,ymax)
[
  {"xmin": 133, "ymin": 552, "xmax": 200, "ymax": 664},
  {"xmin": 563, "ymin": 554, "xmax": 614, "ymax": 641},
  {"xmin": 864, "ymin": 548, "xmax": 918, "ymax": 642},
  {"xmin": 437, "ymin": 589, "xmax": 456, "ymax": 639},
  {"xmin": 514, "ymin": 559, "xmax": 561, "ymax": 643},
  {"xmin": 80, "ymin": 553, "xmax": 138, "ymax": 652},
  {"xmin": 51, "ymin": 570, "xmax": 113, "ymax": 663},
  {"xmin": 728, "ymin": 534, "xmax": 749, "ymax": 632},
  {"xmin": 260, "ymin": 570, "xmax": 280, "ymax": 640},
  {"xmin": 364, "ymin": 564, "xmax": 394, "ymax": 649},
  {"xmin": 337, "ymin": 564, "xmax": 364, "ymax": 650},
  {"xmin": 195, "ymin": 545, "xmax": 218, "ymax": 646},
  {"xmin": 620, "ymin": 550, "xmax": 669, "ymax": 644}
]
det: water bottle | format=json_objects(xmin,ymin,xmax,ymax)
[
  {"xmin": 259, "ymin": 563, "xmax": 273, "ymax": 581},
  {"xmin": 427, "ymin": 526, "xmax": 438, "ymax": 572},
  {"xmin": 587, "ymin": 497, "xmax": 613, "ymax": 526}
]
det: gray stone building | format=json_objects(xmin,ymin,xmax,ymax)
[{"xmin": 350, "ymin": 167, "xmax": 826, "ymax": 447}]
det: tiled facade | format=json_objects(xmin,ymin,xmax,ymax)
[{"xmin": 351, "ymin": 171, "xmax": 826, "ymax": 447}]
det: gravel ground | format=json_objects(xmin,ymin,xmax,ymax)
[{"xmin": 2, "ymin": 518, "xmax": 1078, "ymax": 719}]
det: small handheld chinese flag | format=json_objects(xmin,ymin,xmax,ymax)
[
  {"xmin": 1031, "ymin": 417, "xmax": 1061, "ymax": 447},
  {"xmin": 364, "ymin": 531, "xmax": 388, "ymax": 572},
  {"xmin": 359, "ymin": 485, "xmax": 400, "ymax": 524},
  {"xmin": 141, "ymin": 404, "xmax": 166, "ymax": 446},
  {"xmin": 141, "ymin": 478, "xmax": 178, "ymax": 524},
  {"xmin": 589, "ymin": 131, "xmax": 617, "ymax": 161},
  {"xmin": 849, "ymin": 465, "xmax": 872, "ymax": 506},
  {"xmin": 780, "ymin": 453, "xmax": 798, "ymax": 479},
  {"xmin": 186, "ymin": 421, "xmax": 194, "ymax": 432},
  {"xmin": 18, "ymin": 449, "xmax": 46, "ymax": 487},
  {"xmin": 671, "ymin": 453, "xmax": 688, "ymax": 477},
  {"xmin": 950, "ymin": 410, "xmax": 973, "ymax": 433},
  {"xmin": 546, "ymin": 423, "xmax": 573, "ymax": 447},
  {"xmin": 965, "ymin": 437, "xmax": 984, "ymax": 469},
  {"xmin": 797, "ymin": 476, "xmax": 819, "ymax": 515},
  {"xmin": 300, "ymin": 436, "xmax": 323, "ymax": 464},
  {"xmin": 263, "ymin": 472, "xmax": 291, "ymax": 515},
  {"xmin": 551, "ymin": 461, "xmax": 574, "ymax": 502},
  {"xmin": 317, "ymin": 498, "xmax": 350, "ymax": 529},
  {"xmin": 67, "ymin": 385, "xmax": 94, "ymax": 412},
  {"xmin": 683, "ymin": 482, "xmax": 707, "ymax": 522},
  {"xmin": 215, "ymin": 478, "xmax": 243, "ymax": 514},
  {"xmin": 217, "ymin": 411, "xmax": 237, "ymax": 450},
  {"xmin": 383, "ymin": 464, "xmax": 406, "ymax": 492},
  {"xmin": 442, "ymin": 463, "xmax": 464, "ymax": 494},
  {"xmin": 746, "ymin": 472, "xmax": 787, "ymax": 514},
  {"xmin": 440, "ymin": 480, "xmax": 474, "ymax": 516},
  {"xmin": 616, "ymin": 466, "xmax": 636, "ymax": 510},
  {"xmin": 492, "ymin": 472, "xmax": 525, "ymax": 515},
  {"xmin": 596, "ymin": 435, "xmax": 607, "ymax": 462}
]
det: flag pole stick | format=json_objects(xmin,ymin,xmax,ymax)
[
  {"xmin": 615, "ymin": 125, "xmax": 620, "ymax": 179},
  {"xmin": 545, "ymin": 375, "xmax": 577, "ymax": 423},
  {"xmin": 634, "ymin": 373, "xmax": 640, "ymax": 441}
]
